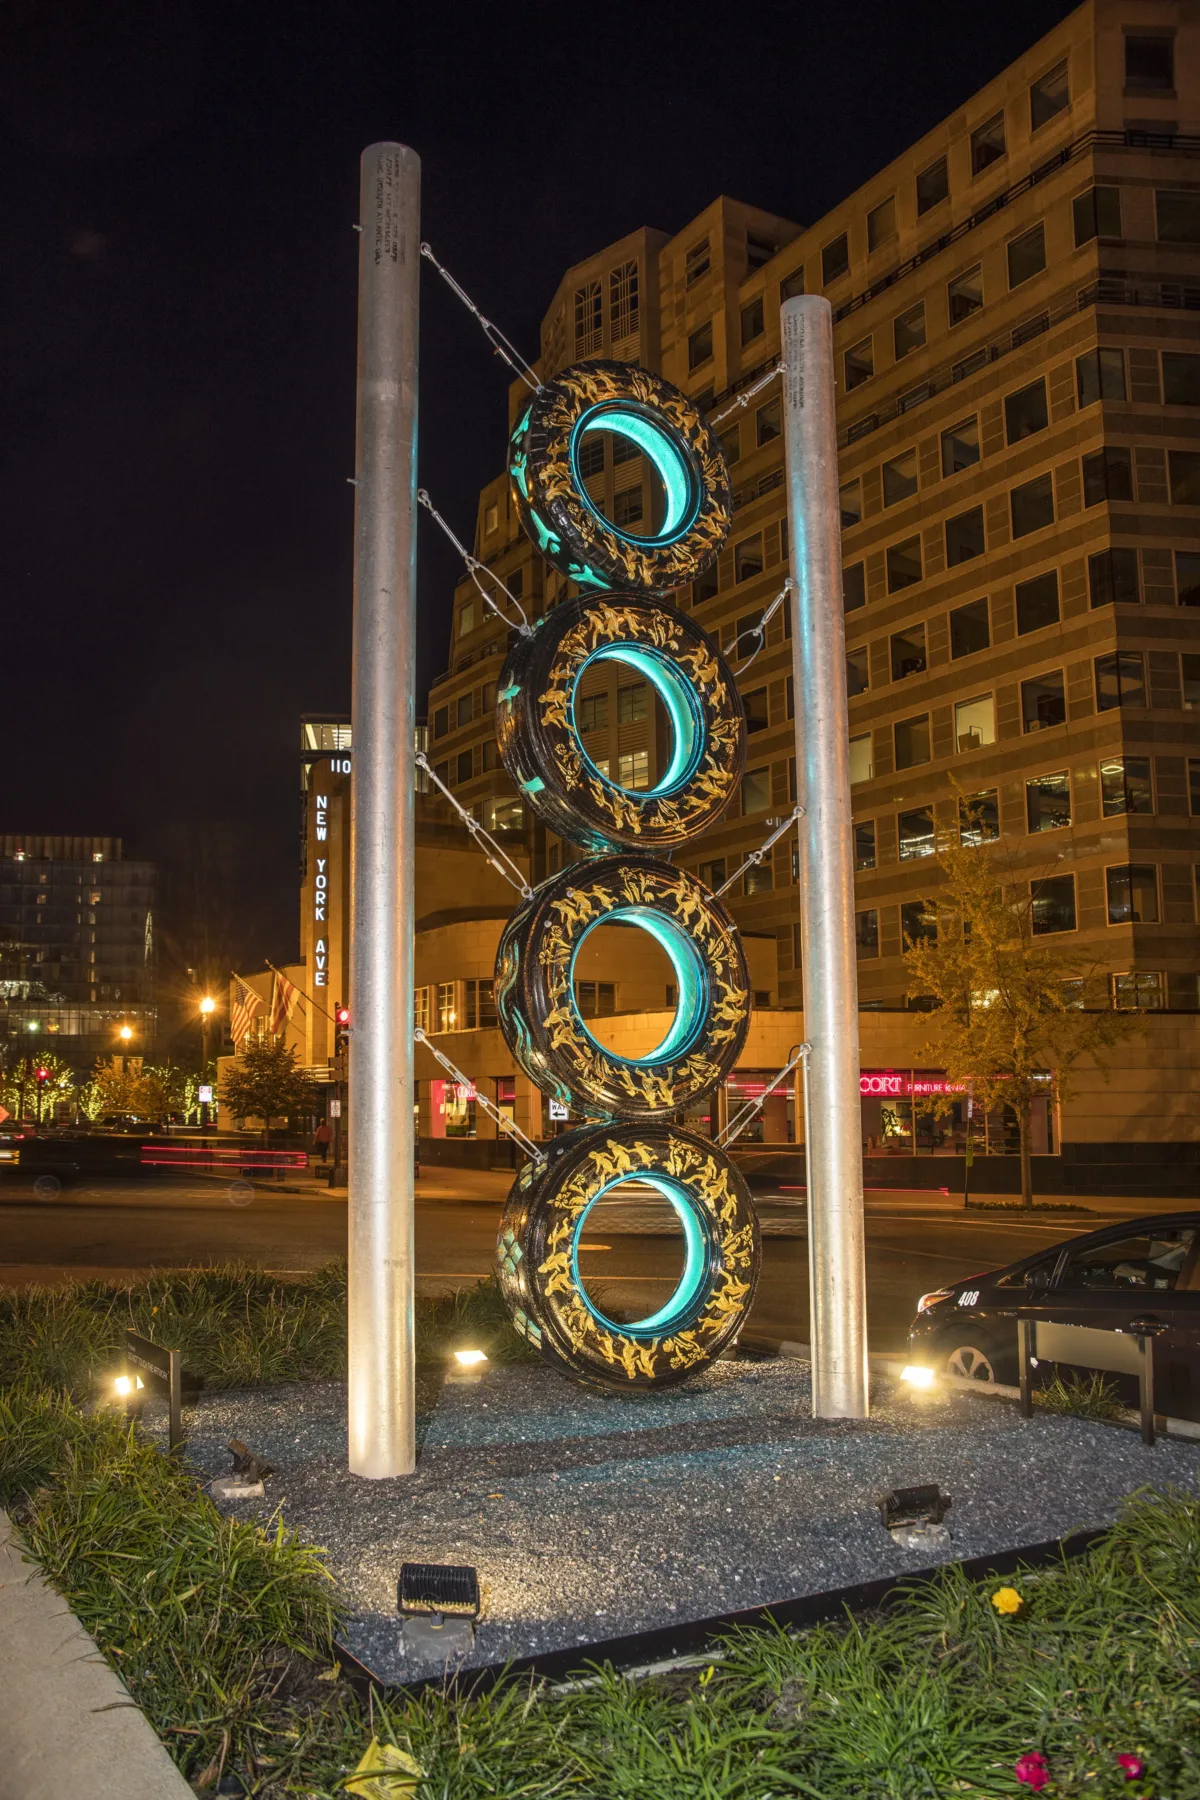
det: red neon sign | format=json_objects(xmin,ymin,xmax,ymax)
[{"xmin": 859, "ymin": 1072, "xmax": 968, "ymax": 1098}]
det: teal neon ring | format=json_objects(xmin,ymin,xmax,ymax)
[
  {"xmin": 568, "ymin": 905, "xmax": 708, "ymax": 1067},
  {"xmin": 569, "ymin": 1174, "xmax": 712, "ymax": 1337},
  {"xmin": 570, "ymin": 642, "xmax": 706, "ymax": 797},
  {"xmin": 569, "ymin": 403, "xmax": 702, "ymax": 548}
]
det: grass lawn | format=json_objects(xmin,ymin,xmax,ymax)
[{"xmin": 2, "ymin": 1265, "xmax": 1198, "ymax": 1798}]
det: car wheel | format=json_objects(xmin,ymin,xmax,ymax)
[
  {"xmin": 945, "ymin": 1343, "xmax": 996, "ymax": 1383},
  {"xmin": 32, "ymin": 1174, "xmax": 62, "ymax": 1201}
]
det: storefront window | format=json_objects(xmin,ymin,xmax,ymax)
[
  {"xmin": 859, "ymin": 1071, "xmax": 1055, "ymax": 1156},
  {"xmin": 724, "ymin": 1069, "xmax": 796, "ymax": 1143}
]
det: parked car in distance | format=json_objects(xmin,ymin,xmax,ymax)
[{"xmin": 907, "ymin": 1211, "xmax": 1200, "ymax": 1422}]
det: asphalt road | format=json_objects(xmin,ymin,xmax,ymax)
[{"xmin": 0, "ymin": 1169, "xmax": 1109, "ymax": 1353}]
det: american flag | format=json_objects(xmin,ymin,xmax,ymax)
[
  {"xmin": 270, "ymin": 969, "xmax": 301, "ymax": 1037},
  {"xmin": 230, "ymin": 977, "xmax": 265, "ymax": 1046}
]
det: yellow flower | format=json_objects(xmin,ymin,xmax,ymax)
[{"xmin": 991, "ymin": 1586, "xmax": 1024, "ymax": 1616}]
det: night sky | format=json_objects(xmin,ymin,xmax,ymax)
[{"xmin": 0, "ymin": 0, "xmax": 1074, "ymax": 974}]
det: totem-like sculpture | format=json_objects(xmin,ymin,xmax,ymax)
[{"xmin": 493, "ymin": 360, "xmax": 760, "ymax": 1390}]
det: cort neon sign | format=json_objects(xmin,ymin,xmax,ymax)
[{"xmin": 859, "ymin": 1072, "xmax": 968, "ymax": 1097}]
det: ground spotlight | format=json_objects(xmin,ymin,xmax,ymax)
[{"xmin": 900, "ymin": 1364, "xmax": 935, "ymax": 1390}]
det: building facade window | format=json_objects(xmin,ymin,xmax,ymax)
[
  {"xmin": 890, "ymin": 626, "xmax": 926, "ymax": 681},
  {"xmin": 942, "ymin": 416, "xmax": 980, "ymax": 474},
  {"xmin": 1082, "ymin": 446, "xmax": 1133, "ymax": 506},
  {"xmin": 1089, "ymin": 548, "xmax": 1139, "ymax": 607},
  {"xmin": 882, "ymin": 450, "xmax": 919, "ymax": 506},
  {"xmin": 1170, "ymin": 451, "xmax": 1200, "ymax": 506},
  {"xmin": 822, "ymin": 232, "xmax": 850, "ymax": 285},
  {"xmin": 950, "ymin": 597, "xmax": 990, "ymax": 658},
  {"xmin": 1095, "ymin": 651, "xmax": 1146, "ymax": 711},
  {"xmin": 886, "ymin": 536, "xmax": 922, "ymax": 591},
  {"xmin": 1177, "ymin": 551, "xmax": 1200, "ymax": 607},
  {"xmin": 1100, "ymin": 756, "xmax": 1153, "ymax": 817},
  {"xmin": 742, "ymin": 766, "xmax": 771, "ymax": 814},
  {"xmin": 757, "ymin": 398, "xmax": 782, "ymax": 444},
  {"xmin": 1031, "ymin": 874, "xmax": 1076, "ymax": 934},
  {"xmin": 1022, "ymin": 670, "xmax": 1066, "ymax": 732},
  {"xmin": 688, "ymin": 321, "xmax": 713, "ymax": 370},
  {"xmin": 740, "ymin": 296, "xmax": 764, "ymax": 345},
  {"xmin": 867, "ymin": 195, "xmax": 897, "ymax": 250},
  {"xmin": 780, "ymin": 266, "xmax": 805, "ymax": 300},
  {"xmin": 901, "ymin": 900, "xmax": 936, "ymax": 945},
  {"xmin": 916, "ymin": 156, "xmax": 949, "ymax": 215},
  {"xmin": 1106, "ymin": 864, "xmax": 1159, "ymax": 925},
  {"xmin": 846, "ymin": 647, "xmax": 869, "ymax": 697},
  {"xmin": 1073, "ymin": 185, "xmax": 1122, "ymax": 245},
  {"xmin": 1005, "ymin": 378, "xmax": 1049, "ymax": 443},
  {"xmin": 947, "ymin": 265, "xmax": 983, "ymax": 325},
  {"xmin": 609, "ymin": 260, "xmax": 639, "ymax": 338},
  {"xmin": 843, "ymin": 562, "xmax": 867, "ymax": 612},
  {"xmin": 946, "ymin": 506, "xmax": 985, "ymax": 566},
  {"xmin": 839, "ymin": 478, "xmax": 862, "ymax": 526},
  {"xmin": 1112, "ymin": 971, "xmax": 1164, "ymax": 1010},
  {"xmin": 893, "ymin": 303, "xmax": 926, "ymax": 359},
  {"xmin": 960, "ymin": 789, "xmax": 1000, "ymax": 844},
  {"xmin": 955, "ymin": 693, "xmax": 995, "ymax": 751},
  {"xmin": 617, "ymin": 749, "xmax": 649, "ymax": 789},
  {"xmin": 855, "ymin": 821, "xmax": 876, "ymax": 869},
  {"xmin": 971, "ymin": 112, "xmax": 1006, "ymax": 175},
  {"xmin": 1157, "ymin": 189, "xmax": 1200, "ymax": 244},
  {"xmin": 685, "ymin": 238, "xmax": 710, "ymax": 285},
  {"xmin": 849, "ymin": 734, "xmax": 874, "ymax": 784},
  {"xmin": 1126, "ymin": 33, "xmax": 1174, "ymax": 92},
  {"xmin": 1015, "ymin": 569, "xmax": 1060, "ymax": 634},
  {"xmin": 856, "ymin": 909, "xmax": 880, "ymax": 956},
  {"xmin": 1030, "ymin": 59, "xmax": 1069, "ymax": 129},
  {"xmin": 1077, "ymin": 347, "xmax": 1126, "ymax": 406},
  {"xmin": 1011, "ymin": 473, "xmax": 1055, "ymax": 537},
  {"xmin": 844, "ymin": 337, "xmax": 874, "ymax": 390},
  {"xmin": 574, "ymin": 281, "xmax": 602, "ymax": 354},
  {"xmin": 1007, "ymin": 223, "xmax": 1046, "ymax": 287},
  {"xmin": 898, "ymin": 805, "xmax": 935, "ymax": 860},
  {"xmin": 735, "ymin": 534, "xmax": 764, "ymax": 581},
  {"xmin": 895, "ymin": 713, "xmax": 931, "ymax": 769},
  {"xmin": 1026, "ymin": 771, "xmax": 1071, "ymax": 832}
]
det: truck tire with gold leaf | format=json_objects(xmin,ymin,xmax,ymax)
[
  {"xmin": 494, "ymin": 856, "xmax": 750, "ymax": 1121},
  {"xmin": 507, "ymin": 360, "xmax": 731, "ymax": 593},
  {"xmin": 496, "ymin": 592, "xmax": 745, "ymax": 853},
  {"xmin": 496, "ymin": 1122, "xmax": 760, "ymax": 1390}
]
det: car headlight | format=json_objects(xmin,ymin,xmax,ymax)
[{"xmin": 916, "ymin": 1287, "xmax": 954, "ymax": 1314}]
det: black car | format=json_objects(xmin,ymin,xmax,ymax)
[{"xmin": 907, "ymin": 1210, "xmax": 1200, "ymax": 1422}]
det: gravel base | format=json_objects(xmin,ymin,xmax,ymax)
[{"xmin": 171, "ymin": 1360, "xmax": 1197, "ymax": 1685}]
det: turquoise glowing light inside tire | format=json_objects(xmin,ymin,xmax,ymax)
[
  {"xmin": 570, "ymin": 906, "xmax": 707, "ymax": 1065},
  {"xmin": 572, "ymin": 645, "xmax": 704, "ymax": 795},
  {"xmin": 570, "ymin": 1175, "xmax": 711, "ymax": 1336},
  {"xmin": 570, "ymin": 405, "xmax": 700, "ymax": 545}
]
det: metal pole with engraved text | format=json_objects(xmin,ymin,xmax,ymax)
[
  {"xmin": 781, "ymin": 295, "xmax": 869, "ymax": 1418},
  {"xmin": 348, "ymin": 143, "xmax": 420, "ymax": 1476}
]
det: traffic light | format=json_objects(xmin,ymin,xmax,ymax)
[
  {"xmin": 35, "ymin": 1067, "xmax": 49, "ymax": 1084},
  {"xmin": 334, "ymin": 1004, "xmax": 350, "ymax": 1053}
]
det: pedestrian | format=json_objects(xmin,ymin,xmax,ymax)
[{"xmin": 313, "ymin": 1119, "xmax": 332, "ymax": 1163}]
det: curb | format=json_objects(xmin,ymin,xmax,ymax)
[{"xmin": 0, "ymin": 1508, "xmax": 192, "ymax": 1799}]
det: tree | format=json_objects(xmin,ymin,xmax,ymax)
[
  {"xmin": 0, "ymin": 1048, "xmax": 75, "ymax": 1122},
  {"xmin": 903, "ymin": 801, "xmax": 1137, "ymax": 1207},
  {"xmin": 79, "ymin": 1057, "xmax": 198, "ymax": 1126},
  {"xmin": 218, "ymin": 1041, "xmax": 315, "ymax": 1144}
]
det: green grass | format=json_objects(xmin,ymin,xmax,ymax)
[
  {"xmin": 0, "ymin": 1262, "xmax": 532, "ymax": 1396},
  {"xmin": 1034, "ymin": 1370, "xmax": 1127, "ymax": 1421},
  {"xmin": 4, "ymin": 1274, "xmax": 1200, "ymax": 1796}
]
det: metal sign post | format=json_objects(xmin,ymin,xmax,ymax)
[
  {"xmin": 781, "ymin": 295, "xmax": 869, "ymax": 1419},
  {"xmin": 348, "ymin": 142, "xmax": 421, "ymax": 1477}
]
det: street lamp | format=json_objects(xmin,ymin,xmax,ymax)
[{"xmin": 199, "ymin": 996, "xmax": 216, "ymax": 1135}]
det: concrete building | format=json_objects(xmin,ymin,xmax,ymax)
[
  {"xmin": 0, "ymin": 835, "xmax": 156, "ymax": 1069},
  {"xmin": 411, "ymin": 0, "xmax": 1200, "ymax": 1193},
  {"xmin": 229, "ymin": 1, "xmax": 1200, "ymax": 1196}
]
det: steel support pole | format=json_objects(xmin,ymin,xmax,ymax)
[
  {"xmin": 348, "ymin": 142, "xmax": 420, "ymax": 1477},
  {"xmin": 781, "ymin": 295, "xmax": 869, "ymax": 1418}
]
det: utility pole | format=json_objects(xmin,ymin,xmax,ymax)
[
  {"xmin": 781, "ymin": 295, "xmax": 869, "ymax": 1419},
  {"xmin": 347, "ymin": 143, "xmax": 421, "ymax": 1478}
]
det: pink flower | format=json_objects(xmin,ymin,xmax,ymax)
[
  {"xmin": 1014, "ymin": 1751, "xmax": 1051, "ymax": 1791},
  {"xmin": 1116, "ymin": 1754, "xmax": 1145, "ymax": 1781}
]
